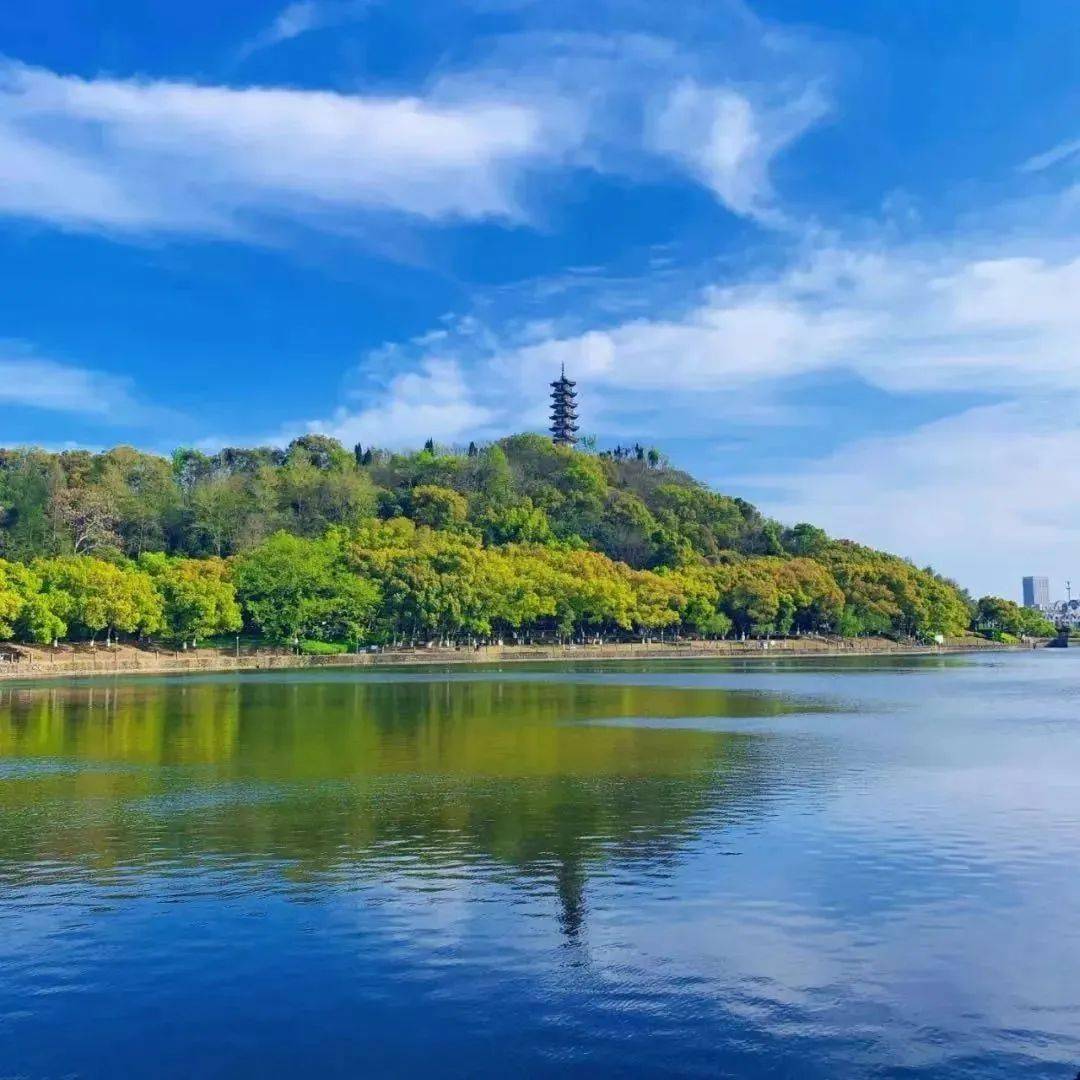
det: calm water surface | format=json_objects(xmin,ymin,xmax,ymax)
[{"xmin": 1, "ymin": 652, "xmax": 1079, "ymax": 1078}]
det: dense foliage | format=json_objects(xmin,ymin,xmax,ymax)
[
  {"xmin": 971, "ymin": 595, "xmax": 1056, "ymax": 641},
  {"xmin": 0, "ymin": 434, "xmax": 1026, "ymax": 647}
]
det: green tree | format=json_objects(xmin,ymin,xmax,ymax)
[
  {"xmin": 784, "ymin": 523, "xmax": 829, "ymax": 557},
  {"xmin": 139, "ymin": 553, "xmax": 243, "ymax": 644},
  {"xmin": 0, "ymin": 559, "xmax": 67, "ymax": 642},
  {"xmin": 0, "ymin": 559, "xmax": 31, "ymax": 639},
  {"xmin": 0, "ymin": 434, "xmax": 977, "ymax": 650},
  {"xmin": 0, "ymin": 450, "xmax": 67, "ymax": 560},
  {"xmin": 285, "ymin": 434, "xmax": 353, "ymax": 472},
  {"xmin": 478, "ymin": 499, "xmax": 554, "ymax": 546},
  {"xmin": 186, "ymin": 469, "xmax": 279, "ymax": 555},
  {"xmin": 472, "ymin": 445, "xmax": 514, "ymax": 507},
  {"xmin": 233, "ymin": 532, "xmax": 380, "ymax": 644},
  {"xmin": 35, "ymin": 557, "xmax": 163, "ymax": 642},
  {"xmin": 276, "ymin": 455, "xmax": 376, "ymax": 537},
  {"xmin": 594, "ymin": 491, "xmax": 659, "ymax": 568},
  {"xmin": 408, "ymin": 485, "xmax": 469, "ymax": 530},
  {"xmin": 95, "ymin": 446, "xmax": 181, "ymax": 555},
  {"xmin": 975, "ymin": 595, "xmax": 1055, "ymax": 639}
]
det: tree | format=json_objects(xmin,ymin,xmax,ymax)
[
  {"xmin": 35, "ymin": 557, "xmax": 163, "ymax": 642},
  {"xmin": 472, "ymin": 445, "xmax": 513, "ymax": 508},
  {"xmin": 139, "ymin": 553, "xmax": 242, "ymax": 644},
  {"xmin": 0, "ymin": 434, "xmax": 977, "ymax": 650},
  {"xmin": 186, "ymin": 471, "xmax": 278, "ymax": 556},
  {"xmin": 172, "ymin": 448, "xmax": 213, "ymax": 493},
  {"xmin": 649, "ymin": 484, "xmax": 754, "ymax": 560},
  {"xmin": 714, "ymin": 560, "xmax": 782, "ymax": 636},
  {"xmin": 628, "ymin": 569, "xmax": 682, "ymax": 637},
  {"xmin": 233, "ymin": 532, "xmax": 380, "ymax": 644},
  {"xmin": 663, "ymin": 565, "xmax": 729, "ymax": 638},
  {"xmin": 478, "ymin": 500, "xmax": 553, "ymax": 546},
  {"xmin": 784, "ymin": 523, "xmax": 829, "ymax": 558},
  {"xmin": 0, "ymin": 559, "xmax": 30, "ymax": 639},
  {"xmin": 276, "ymin": 456, "xmax": 376, "ymax": 537},
  {"xmin": 823, "ymin": 541, "xmax": 971, "ymax": 639},
  {"xmin": 286, "ymin": 434, "xmax": 352, "ymax": 472},
  {"xmin": 408, "ymin": 485, "xmax": 469, "ymax": 531},
  {"xmin": 54, "ymin": 486, "xmax": 121, "ymax": 555},
  {"xmin": 0, "ymin": 559, "xmax": 67, "ymax": 643},
  {"xmin": 19, "ymin": 592, "xmax": 68, "ymax": 644},
  {"xmin": 974, "ymin": 595, "xmax": 1055, "ymax": 639},
  {"xmin": 594, "ymin": 491, "xmax": 659, "ymax": 568},
  {"xmin": 0, "ymin": 450, "xmax": 65, "ymax": 559},
  {"xmin": 94, "ymin": 446, "xmax": 181, "ymax": 555}
]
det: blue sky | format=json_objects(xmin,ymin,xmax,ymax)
[{"xmin": 1, "ymin": 0, "xmax": 1079, "ymax": 598}]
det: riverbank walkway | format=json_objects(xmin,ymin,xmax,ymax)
[{"xmin": 0, "ymin": 635, "xmax": 1018, "ymax": 683}]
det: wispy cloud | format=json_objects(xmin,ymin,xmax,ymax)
[
  {"xmin": 0, "ymin": 14, "xmax": 832, "ymax": 241},
  {"xmin": 1020, "ymin": 135, "xmax": 1080, "ymax": 174},
  {"xmin": 763, "ymin": 398, "xmax": 1080, "ymax": 598},
  {"xmin": 645, "ymin": 79, "xmax": 828, "ymax": 223},
  {"xmin": 280, "ymin": 357, "xmax": 496, "ymax": 450},
  {"xmin": 237, "ymin": 1, "xmax": 373, "ymax": 61},
  {"xmin": 0, "ymin": 60, "xmax": 567, "ymax": 236},
  {"xmin": 0, "ymin": 347, "xmax": 164, "ymax": 424},
  {"xmin": 437, "ymin": 29, "xmax": 833, "ymax": 225},
  {"xmin": 471, "ymin": 245, "xmax": 1080, "ymax": 401}
]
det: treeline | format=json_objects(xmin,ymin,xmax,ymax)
[
  {"xmin": 970, "ymin": 595, "xmax": 1058, "ymax": 643},
  {"xmin": 0, "ymin": 434, "xmax": 1049, "ymax": 646}
]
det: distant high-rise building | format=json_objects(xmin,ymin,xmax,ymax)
[{"xmin": 1022, "ymin": 576, "xmax": 1050, "ymax": 609}]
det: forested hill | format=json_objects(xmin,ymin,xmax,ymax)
[{"xmin": 0, "ymin": 435, "xmax": 1047, "ymax": 646}]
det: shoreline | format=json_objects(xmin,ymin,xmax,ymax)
[{"xmin": 0, "ymin": 636, "xmax": 1024, "ymax": 685}]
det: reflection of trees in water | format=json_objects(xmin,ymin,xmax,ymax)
[
  {"xmin": 556, "ymin": 856, "xmax": 587, "ymax": 941},
  {"xmin": 0, "ymin": 676, "xmax": 812, "ymax": 934}
]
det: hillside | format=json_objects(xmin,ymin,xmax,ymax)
[{"xmin": 0, "ymin": 435, "xmax": 1048, "ymax": 647}]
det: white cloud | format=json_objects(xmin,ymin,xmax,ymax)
[
  {"xmin": 438, "ymin": 29, "xmax": 831, "ymax": 225},
  {"xmin": 0, "ymin": 60, "xmax": 561, "ymax": 235},
  {"xmin": 477, "ymin": 244, "xmax": 1080, "ymax": 402},
  {"xmin": 496, "ymin": 293, "xmax": 867, "ymax": 393},
  {"xmin": 302, "ymin": 358, "xmax": 496, "ymax": 449},
  {"xmin": 762, "ymin": 399, "xmax": 1080, "ymax": 600},
  {"xmin": 0, "ymin": 119, "xmax": 163, "ymax": 229},
  {"xmin": 283, "ymin": 235, "xmax": 1080, "ymax": 452},
  {"xmin": 0, "ymin": 18, "xmax": 832, "ymax": 240},
  {"xmin": 238, "ymin": 1, "xmax": 373, "ymax": 60},
  {"xmin": 1020, "ymin": 135, "xmax": 1080, "ymax": 174},
  {"xmin": 645, "ymin": 79, "xmax": 828, "ymax": 222},
  {"xmin": 0, "ymin": 351, "xmax": 153, "ymax": 421}
]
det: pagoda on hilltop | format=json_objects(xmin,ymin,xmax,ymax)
[{"xmin": 549, "ymin": 365, "xmax": 579, "ymax": 447}]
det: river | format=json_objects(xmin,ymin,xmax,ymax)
[{"xmin": 1, "ymin": 652, "xmax": 1078, "ymax": 1077}]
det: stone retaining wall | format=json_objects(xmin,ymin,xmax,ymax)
[{"xmin": 0, "ymin": 636, "xmax": 1015, "ymax": 683}]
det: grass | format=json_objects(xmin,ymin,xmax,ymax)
[{"xmin": 298, "ymin": 640, "xmax": 352, "ymax": 655}]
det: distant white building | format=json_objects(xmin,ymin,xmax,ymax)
[{"xmin": 1022, "ymin": 576, "xmax": 1050, "ymax": 609}]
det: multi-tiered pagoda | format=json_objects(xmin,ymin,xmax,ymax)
[{"xmin": 549, "ymin": 365, "xmax": 579, "ymax": 446}]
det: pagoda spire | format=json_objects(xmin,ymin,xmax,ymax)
[{"xmin": 549, "ymin": 364, "xmax": 579, "ymax": 446}]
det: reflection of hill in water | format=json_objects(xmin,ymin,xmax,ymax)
[{"xmin": 0, "ymin": 675, "xmax": 829, "ymax": 931}]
